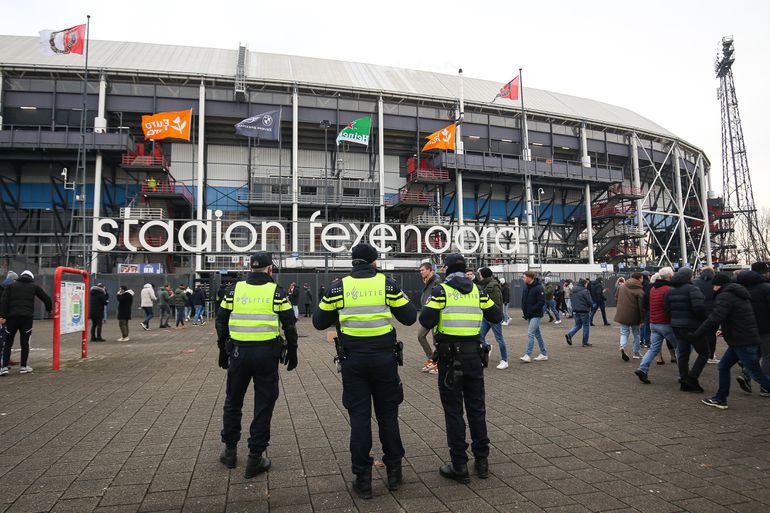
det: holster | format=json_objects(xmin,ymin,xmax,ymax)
[
  {"xmin": 437, "ymin": 342, "xmax": 464, "ymax": 389},
  {"xmin": 225, "ymin": 338, "xmax": 234, "ymax": 356},
  {"xmin": 333, "ymin": 336, "xmax": 345, "ymax": 373},
  {"xmin": 479, "ymin": 343, "xmax": 491, "ymax": 368},
  {"xmin": 395, "ymin": 340, "xmax": 404, "ymax": 366}
]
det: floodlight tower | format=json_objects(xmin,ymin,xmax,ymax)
[{"xmin": 715, "ymin": 36, "xmax": 768, "ymax": 263}]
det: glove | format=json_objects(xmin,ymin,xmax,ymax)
[
  {"xmin": 281, "ymin": 345, "xmax": 298, "ymax": 371},
  {"xmin": 218, "ymin": 347, "xmax": 229, "ymax": 369}
]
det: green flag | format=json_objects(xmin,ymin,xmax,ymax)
[{"xmin": 336, "ymin": 116, "xmax": 371, "ymax": 146}]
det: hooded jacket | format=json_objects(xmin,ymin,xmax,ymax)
[
  {"xmin": 570, "ymin": 283, "xmax": 593, "ymax": 313},
  {"xmin": 664, "ymin": 272, "xmax": 706, "ymax": 329},
  {"xmin": 589, "ymin": 280, "xmax": 606, "ymax": 304},
  {"xmin": 479, "ymin": 275, "xmax": 504, "ymax": 308},
  {"xmin": 0, "ymin": 273, "xmax": 52, "ymax": 318},
  {"xmin": 614, "ymin": 278, "xmax": 645, "ymax": 325},
  {"xmin": 735, "ymin": 270, "xmax": 770, "ymax": 335},
  {"xmin": 693, "ymin": 283, "xmax": 760, "ymax": 346},
  {"xmin": 89, "ymin": 286, "xmax": 108, "ymax": 320},
  {"xmin": 695, "ymin": 268, "xmax": 716, "ymax": 314},
  {"xmin": 645, "ymin": 280, "xmax": 672, "ymax": 324},
  {"xmin": 173, "ymin": 287, "xmax": 187, "ymax": 307},
  {"xmin": 521, "ymin": 277, "xmax": 546, "ymax": 320},
  {"xmin": 192, "ymin": 287, "xmax": 206, "ymax": 306},
  {"xmin": 140, "ymin": 284, "xmax": 157, "ymax": 308},
  {"xmin": 116, "ymin": 289, "xmax": 135, "ymax": 320}
]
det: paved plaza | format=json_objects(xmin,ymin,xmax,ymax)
[{"xmin": 0, "ymin": 310, "xmax": 769, "ymax": 513}]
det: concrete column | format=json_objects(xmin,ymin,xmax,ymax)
[
  {"xmin": 631, "ymin": 134, "xmax": 645, "ymax": 266},
  {"xmin": 525, "ymin": 175, "xmax": 534, "ymax": 266},
  {"xmin": 580, "ymin": 122, "xmax": 590, "ymax": 167},
  {"xmin": 89, "ymin": 73, "xmax": 108, "ymax": 275},
  {"xmin": 672, "ymin": 145, "xmax": 688, "ymax": 266},
  {"xmin": 195, "ymin": 81, "xmax": 205, "ymax": 273},
  {"xmin": 378, "ymin": 96, "xmax": 385, "ymax": 224},
  {"xmin": 292, "ymin": 85, "xmax": 299, "ymax": 253},
  {"xmin": 0, "ymin": 72, "xmax": 4, "ymax": 130},
  {"xmin": 697, "ymin": 154, "xmax": 713, "ymax": 266},
  {"xmin": 585, "ymin": 183, "xmax": 594, "ymax": 265}
]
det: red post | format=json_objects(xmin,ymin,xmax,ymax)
[{"xmin": 53, "ymin": 267, "xmax": 89, "ymax": 371}]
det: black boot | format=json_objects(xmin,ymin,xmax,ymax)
[
  {"xmin": 352, "ymin": 466, "xmax": 372, "ymax": 499},
  {"xmin": 386, "ymin": 464, "xmax": 402, "ymax": 491},
  {"xmin": 439, "ymin": 462, "xmax": 470, "ymax": 484},
  {"xmin": 244, "ymin": 452, "xmax": 271, "ymax": 478},
  {"xmin": 474, "ymin": 457, "xmax": 489, "ymax": 479},
  {"xmin": 219, "ymin": 446, "xmax": 237, "ymax": 468}
]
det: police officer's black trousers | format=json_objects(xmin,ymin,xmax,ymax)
[
  {"xmin": 437, "ymin": 353, "xmax": 489, "ymax": 466},
  {"xmin": 341, "ymin": 350, "xmax": 405, "ymax": 475},
  {"xmin": 221, "ymin": 344, "xmax": 280, "ymax": 455}
]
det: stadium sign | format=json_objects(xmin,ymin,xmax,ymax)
[{"xmin": 94, "ymin": 210, "xmax": 521, "ymax": 255}]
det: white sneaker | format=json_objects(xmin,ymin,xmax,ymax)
[
  {"xmin": 496, "ymin": 360, "xmax": 509, "ymax": 370},
  {"xmin": 501, "ymin": 320, "xmax": 509, "ymax": 326},
  {"xmin": 534, "ymin": 354, "xmax": 549, "ymax": 361},
  {"xmin": 520, "ymin": 354, "xmax": 532, "ymax": 363},
  {"xmin": 19, "ymin": 366, "xmax": 33, "ymax": 374},
  {"xmin": 0, "ymin": 367, "xmax": 8, "ymax": 376},
  {"xmin": 554, "ymin": 320, "xmax": 562, "ymax": 325},
  {"xmin": 707, "ymin": 358, "xmax": 720, "ymax": 364}
]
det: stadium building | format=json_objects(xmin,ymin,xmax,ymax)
[{"xmin": 0, "ymin": 36, "xmax": 726, "ymax": 276}]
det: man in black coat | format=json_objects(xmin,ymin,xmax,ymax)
[
  {"xmin": 693, "ymin": 273, "xmax": 770, "ymax": 409},
  {"xmin": 734, "ymin": 264, "xmax": 770, "ymax": 396},
  {"xmin": 521, "ymin": 271, "xmax": 548, "ymax": 362},
  {"xmin": 0, "ymin": 270, "xmax": 52, "ymax": 375},
  {"xmin": 116, "ymin": 286, "xmax": 135, "ymax": 342},
  {"xmin": 695, "ymin": 268, "xmax": 718, "ymax": 362},
  {"xmin": 664, "ymin": 268, "xmax": 708, "ymax": 391},
  {"xmin": 589, "ymin": 278, "xmax": 610, "ymax": 326},
  {"xmin": 89, "ymin": 284, "xmax": 108, "ymax": 342}
]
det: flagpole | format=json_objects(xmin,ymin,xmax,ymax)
[
  {"xmin": 456, "ymin": 68, "xmax": 465, "ymax": 256},
  {"xmin": 80, "ymin": 15, "xmax": 91, "ymax": 270},
  {"xmin": 520, "ymin": 67, "xmax": 535, "ymax": 267}
]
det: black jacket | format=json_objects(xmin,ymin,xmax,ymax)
[
  {"xmin": 288, "ymin": 286, "xmax": 300, "ymax": 306},
  {"xmin": 0, "ymin": 274, "xmax": 52, "ymax": 318},
  {"xmin": 419, "ymin": 272, "xmax": 502, "ymax": 346},
  {"xmin": 695, "ymin": 269, "xmax": 716, "ymax": 314},
  {"xmin": 303, "ymin": 288, "xmax": 313, "ymax": 305},
  {"xmin": 570, "ymin": 284, "xmax": 593, "ymax": 313},
  {"xmin": 664, "ymin": 274, "xmax": 706, "ymax": 329},
  {"xmin": 313, "ymin": 264, "xmax": 416, "ymax": 352},
  {"xmin": 502, "ymin": 283, "xmax": 511, "ymax": 304},
  {"xmin": 694, "ymin": 282, "xmax": 760, "ymax": 346},
  {"xmin": 192, "ymin": 288, "xmax": 206, "ymax": 306},
  {"xmin": 521, "ymin": 278, "xmax": 546, "ymax": 320},
  {"xmin": 589, "ymin": 280, "xmax": 606, "ymax": 304},
  {"xmin": 116, "ymin": 290, "xmax": 134, "ymax": 320},
  {"xmin": 89, "ymin": 286, "xmax": 108, "ymax": 320},
  {"xmin": 736, "ymin": 270, "xmax": 770, "ymax": 335}
]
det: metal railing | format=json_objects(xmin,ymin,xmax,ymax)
[
  {"xmin": 139, "ymin": 180, "xmax": 194, "ymax": 204},
  {"xmin": 118, "ymin": 207, "xmax": 167, "ymax": 220},
  {"xmin": 121, "ymin": 154, "xmax": 170, "ymax": 169},
  {"xmin": 238, "ymin": 191, "xmax": 378, "ymax": 206}
]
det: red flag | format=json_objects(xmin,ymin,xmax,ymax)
[
  {"xmin": 39, "ymin": 24, "xmax": 86, "ymax": 56},
  {"xmin": 496, "ymin": 76, "xmax": 519, "ymax": 101}
]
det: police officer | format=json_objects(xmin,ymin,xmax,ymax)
[
  {"xmin": 419, "ymin": 253, "xmax": 501, "ymax": 482},
  {"xmin": 312, "ymin": 243, "xmax": 416, "ymax": 499},
  {"xmin": 216, "ymin": 252, "xmax": 298, "ymax": 478}
]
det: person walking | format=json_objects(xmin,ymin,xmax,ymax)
[
  {"xmin": 614, "ymin": 272, "xmax": 645, "ymax": 361},
  {"xmin": 695, "ymin": 267, "xmax": 718, "ymax": 363},
  {"xmin": 520, "ymin": 270, "xmax": 548, "ymax": 362},
  {"xmin": 184, "ymin": 286, "xmax": 193, "ymax": 321},
  {"xmin": 543, "ymin": 277, "xmax": 561, "ymax": 323},
  {"xmin": 614, "ymin": 277, "xmax": 626, "ymax": 302},
  {"xmin": 303, "ymin": 283, "xmax": 313, "ymax": 317},
  {"xmin": 116, "ymin": 285, "xmax": 134, "ymax": 341},
  {"xmin": 563, "ymin": 279, "xmax": 573, "ymax": 318},
  {"xmin": 590, "ymin": 277, "xmax": 610, "ymax": 326},
  {"xmin": 174, "ymin": 284, "xmax": 188, "ymax": 329},
  {"xmin": 640, "ymin": 272, "xmax": 652, "ymax": 348},
  {"xmin": 478, "ymin": 268, "xmax": 509, "ymax": 369},
  {"xmin": 734, "ymin": 264, "xmax": 770, "ymax": 396},
  {"xmin": 0, "ymin": 270, "xmax": 52, "ymax": 375},
  {"xmin": 139, "ymin": 283, "xmax": 157, "ymax": 331},
  {"xmin": 313, "ymin": 243, "xmax": 416, "ymax": 498},
  {"xmin": 635, "ymin": 267, "xmax": 677, "ymax": 384},
  {"xmin": 419, "ymin": 253, "xmax": 501, "ymax": 484},
  {"xmin": 158, "ymin": 284, "xmax": 172, "ymax": 328},
  {"xmin": 565, "ymin": 278, "xmax": 593, "ymax": 347},
  {"xmin": 192, "ymin": 284, "xmax": 207, "ymax": 325},
  {"xmin": 417, "ymin": 262, "xmax": 442, "ymax": 374},
  {"xmin": 501, "ymin": 278, "xmax": 511, "ymax": 325},
  {"xmin": 0, "ymin": 271, "xmax": 18, "ymax": 366},
  {"xmin": 217, "ymin": 252, "xmax": 298, "ymax": 477},
  {"xmin": 89, "ymin": 283, "xmax": 108, "ymax": 342},
  {"xmin": 288, "ymin": 282, "xmax": 300, "ymax": 319},
  {"xmin": 665, "ymin": 267, "xmax": 708, "ymax": 392},
  {"xmin": 692, "ymin": 273, "xmax": 770, "ymax": 409}
]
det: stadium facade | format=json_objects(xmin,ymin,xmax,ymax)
[{"xmin": 0, "ymin": 36, "xmax": 727, "ymax": 275}]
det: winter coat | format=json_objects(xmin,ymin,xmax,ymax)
[
  {"xmin": 502, "ymin": 282, "xmax": 511, "ymax": 304},
  {"xmin": 158, "ymin": 289, "xmax": 171, "ymax": 307},
  {"xmin": 0, "ymin": 274, "xmax": 52, "ymax": 318},
  {"xmin": 140, "ymin": 284, "xmax": 157, "ymax": 308},
  {"xmin": 614, "ymin": 279, "xmax": 645, "ymax": 325},
  {"xmin": 521, "ymin": 278, "xmax": 546, "ymax": 320},
  {"xmin": 664, "ymin": 274, "xmax": 706, "ymax": 329},
  {"xmin": 173, "ymin": 287, "xmax": 187, "ymax": 307},
  {"xmin": 694, "ymin": 283, "xmax": 760, "ymax": 347},
  {"xmin": 645, "ymin": 280, "xmax": 672, "ymax": 325},
  {"xmin": 116, "ymin": 289, "xmax": 134, "ymax": 320},
  {"xmin": 544, "ymin": 282, "xmax": 555, "ymax": 300},
  {"xmin": 303, "ymin": 288, "xmax": 313, "ymax": 305},
  {"xmin": 183, "ymin": 289, "xmax": 193, "ymax": 307},
  {"xmin": 695, "ymin": 269, "xmax": 716, "ymax": 314},
  {"xmin": 479, "ymin": 276, "xmax": 504, "ymax": 308},
  {"xmin": 420, "ymin": 272, "xmax": 443, "ymax": 307},
  {"xmin": 589, "ymin": 280, "xmax": 606, "ymax": 304},
  {"xmin": 570, "ymin": 284, "xmax": 593, "ymax": 313},
  {"xmin": 563, "ymin": 283, "xmax": 572, "ymax": 299},
  {"xmin": 192, "ymin": 288, "xmax": 206, "ymax": 306},
  {"xmin": 736, "ymin": 270, "xmax": 770, "ymax": 335},
  {"xmin": 288, "ymin": 286, "xmax": 300, "ymax": 306},
  {"xmin": 89, "ymin": 286, "xmax": 108, "ymax": 320}
]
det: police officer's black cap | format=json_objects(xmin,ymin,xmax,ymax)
[
  {"xmin": 250, "ymin": 252, "xmax": 274, "ymax": 269},
  {"xmin": 444, "ymin": 253, "xmax": 466, "ymax": 274},
  {"xmin": 351, "ymin": 243, "xmax": 378, "ymax": 264}
]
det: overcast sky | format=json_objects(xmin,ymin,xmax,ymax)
[{"xmin": 3, "ymin": 0, "xmax": 769, "ymax": 207}]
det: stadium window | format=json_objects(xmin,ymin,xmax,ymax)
[
  {"xmin": 339, "ymin": 99, "xmax": 359, "ymax": 110},
  {"xmin": 300, "ymin": 186, "xmax": 317, "ymax": 196},
  {"xmin": 271, "ymin": 185, "xmax": 289, "ymax": 195},
  {"xmin": 343, "ymin": 188, "xmax": 360, "ymax": 197}
]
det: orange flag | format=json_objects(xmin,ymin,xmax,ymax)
[
  {"xmin": 142, "ymin": 109, "xmax": 192, "ymax": 141},
  {"xmin": 422, "ymin": 123, "xmax": 456, "ymax": 152}
]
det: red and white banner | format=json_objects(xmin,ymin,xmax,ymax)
[{"xmin": 39, "ymin": 24, "xmax": 86, "ymax": 56}]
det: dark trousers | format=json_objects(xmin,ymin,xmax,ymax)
[
  {"xmin": 90, "ymin": 318, "xmax": 103, "ymax": 340},
  {"xmin": 705, "ymin": 332, "xmax": 717, "ymax": 359},
  {"xmin": 118, "ymin": 320, "xmax": 129, "ymax": 338},
  {"xmin": 304, "ymin": 304, "xmax": 312, "ymax": 317},
  {"xmin": 716, "ymin": 345, "xmax": 770, "ymax": 402},
  {"xmin": 175, "ymin": 308, "xmax": 185, "ymax": 327},
  {"xmin": 159, "ymin": 305, "xmax": 171, "ymax": 327},
  {"xmin": 341, "ymin": 350, "xmax": 404, "ymax": 475},
  {"xmin": 221, "ymin": 344, "xmax": 280, "ymax": 454},
  {"xmin": 567, "ymin": 312, "xmax": 591, "ymax": 346},
  {"xmin": 1, "ymin": 317, "xmax": 34, "ymax": 367},
  {"xmin": 590, "ymin": 302, "xmax": 608, "ymax": 324},
  {"xmin": 437, "ymin": 352, "xmax": 489, "ymax": 467},
  {"xmin": 673, "ymin": 327, "xmax": 709, "ymax": 384}
]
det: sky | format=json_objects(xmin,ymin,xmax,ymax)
[{"xmin": 2, "ymin": 0, "xmax": 769, "ymax": 208}]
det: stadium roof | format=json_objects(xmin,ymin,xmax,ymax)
[{"xmin": 0, "ymin": 35, "xmax": 679, "ymax": 139}]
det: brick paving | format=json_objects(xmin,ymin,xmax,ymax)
[{"xmin": 0, "ymin": 310, "xmax": 768, "ymax": 513}]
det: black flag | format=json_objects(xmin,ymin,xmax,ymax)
[{"xmin": 235, "ymin": 109, "xmax": 281, "ymax": 140}]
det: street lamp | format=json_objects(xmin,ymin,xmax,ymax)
[
  {"xmin": 536, "ymin": 187, "xmax": 544, "ymax": 267},
  {"xmin": 320, "ymin": 120, "xmax": 331, "ymax": 281}
]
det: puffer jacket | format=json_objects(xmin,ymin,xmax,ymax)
[
  {"xmin": 736, "ymin": 270, "xmax": 770, "ymax": 335},
  {"xmin": 479, "ymin": 276, "xmax": 504, "ymax": 308},
  {"xmin": 570, "ymin": 284, "xmax": 593, "ymax": 313},
  {"xmin": 140, "ymin": 284, "xmax": 157, "ymax": 308},
  {"xmin": 0, "ymin": 274, "xmax": 52, "ymax": 318},
  {"xmin": 89, "ymin": 286, "xmax": 108, "ymax": 320},
  {"xmin": 614, "ymin": 278, "xmax": 645, "ymax": 325},
  {"xmin": 521, "ymin": 278, "xmax": 546, "ymax": 320},
  {"xmin": 664, "ymin": 273, "xmax": 706, "ymax": 329},
  {"xmin": 694, "ymin": 283, "xmax": 760, "ymax": 346},
  {"xmin": 695, "ymin": 268, "xmax": 716, "ymax": 314},
  {"xmin": 645, "ymin": 280, "xmax": 672, "ymax": 324}
]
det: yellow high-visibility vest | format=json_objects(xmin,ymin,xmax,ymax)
[
  {"xmin": 222, "ymin": 281, "xmax": 283, "ymax": 342},
  {"xmin": 435, "ymin": 283, "xmax": 483, "ymax": 336}
]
